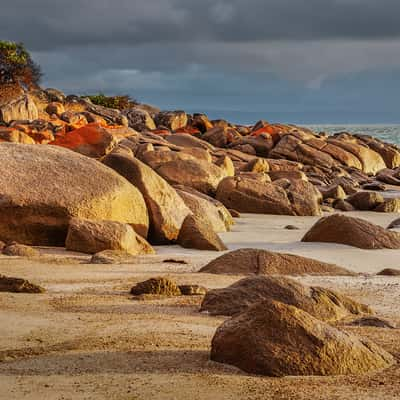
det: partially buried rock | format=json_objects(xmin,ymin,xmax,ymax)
[
  {"xmin": 377, "ymin": 268, "xmax": 400, "ymax": 276},
  {"xmin": 177, "ymin": 215, "xmax": 227, "ymax": 251},
  {"xmin": 91, "ymin": 250, "xmax": 137, "ymax": 264},
  {"xmin": 201, "ymin": 275, "xmax": 371, "ymax": 321},
  {"xmin": 66, "ymin": 218, "xmax": 154, "ymax": 255},
  {"xmin": 348, "ymin": 316, "xmax": 397, "ymax": 329},
  {"xmin": 130, "ymin": 277, "xmax": 181, "ymax": 296},
  {"xmin": 387, "ymin": 218, "xmax": 400, "ymax": 230},
  {"xmin": 2, "ymin": 244, "xmax": 40, "ymax": 257},
  {"xmin": 302, "ymin": 214, "xmax": 400, "ymax": 249},
  {"xmin": 210, "ymin": 299, "xmax": 394, "ymax": 376},
  {"xmin": 200, "ymin": 248, "xmax": 352, "ymax": 276},
  {"xmin": 0, "ymin": 275, "xmax": 45, "ymax": 293},
  {"xmin": 284, "ymin": 225, "xmax": 300, "ymax": 230},
  {"xmin": 179, "ymin": 285, "xmax": 207, "ymax": 296}
]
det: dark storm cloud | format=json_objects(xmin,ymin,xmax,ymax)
[
  {"xmin": 2, "ymin": 0, "xmax": 400, "ymax": 121},
  {"xmin": 1, "ymin": 0, "xmax": 400, "ymax": 50}
]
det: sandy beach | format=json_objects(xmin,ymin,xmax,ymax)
[{"xmin": 0, "ymin": 211, "xmax": 399, "ymax": 400}]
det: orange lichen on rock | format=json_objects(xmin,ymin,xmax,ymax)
[
  {"xmin": 175, "ymin": 127, "xmax": 201, "ymax": 135},
  {"xmin": 152, "ymin": 128, "xmax": 171, "ymax": 136},
  {"xmin": 50, "ymin": 122, "xmax": 117, "ymax": 158},
  {"xmin": 251, "ymin": 125, "xmax": 283, "ymax": 137}
]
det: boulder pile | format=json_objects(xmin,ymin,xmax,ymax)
[{"xmin": 1, "ymin": 84, "xmax": 400, "ymax": 254}]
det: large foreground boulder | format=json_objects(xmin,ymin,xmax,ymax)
[
  {"xmin": 201, "ymin": 276, "xmax": 370, "ymax": 321},
  {"xmin": 211, "ymin": 300, "xmax": 393, "ymax": 376},
  {"xmin": 200, "ymin": 248, "xmax": 353, "ymax": 276},
  {"xmin": 0, "ymin": 144, "xmax": 149, "ymax": 245},
  {"xmin": 302, "ymin": 214, "xmax": 400, "ymax": 249},
  {"xmin": 65, "ymin": 218, "xmax": 154, "ymax": 255},
  {"xmin": 103, "ymin": 152, "xmax": 191, "ymax": 244}
]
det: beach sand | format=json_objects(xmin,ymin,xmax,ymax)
[{"xmin": 0, "ymin": 212, "xmax": 399, "ymax": 400}]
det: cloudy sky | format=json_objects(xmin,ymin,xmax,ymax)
[{"xmin": 1, "ymin": 0, "xmax": 400, "ymax": 123}]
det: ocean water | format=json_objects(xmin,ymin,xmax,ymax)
[
  {"xmin": 186, "ymin": 109, "xmax": 400, "ymax": 146},
  {"xmin": 306, "ymin": 125, "xmax": 400, "ymax": 146}
]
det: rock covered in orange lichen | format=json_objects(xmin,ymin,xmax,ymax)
[
  {"xmin": 50, "ymin": 123, "xmax": 118, "ymax": 158},
  {"xmin": 151, "ymin": 128, "xmax": 171, "ymax": 136},
  {"xmin": 175, "ymin": 126, "xmax": 201, "ymax": 135}
]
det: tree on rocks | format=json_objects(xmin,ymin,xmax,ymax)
[{"xmin": 0, "ymin": 41, "xmax": 42, "ymax": 89}]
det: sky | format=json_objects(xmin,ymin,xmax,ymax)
[{"xmin": 1, "ymin": 0, "xmax": 400, "ymax": 124}]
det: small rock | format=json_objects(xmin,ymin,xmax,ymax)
[
  {"xmin": 228, "ymin": 209, "xmax": 241, "ymax": 218},
  {"xmin": 388, "ymin": 218, "xmax": 400, "ymax": 230},
  {"xmin": 179, "ymin": 285, "xmax": 207, "ymax": 296},
  {"xmin": 90, "ymin": 250, "xmax": 135, "ymax": 264},
  {"xmin": 284, "ymin": 225, "xmax": 300, "ymax": 230},
  {"xmin": 162, "ymin": 259, "xmax": 188, "ymax": 265},
  {"xmin": 0, "ymin": 275, "xmax": 45, "ymax": 293},
  {"xmin": 363, "ymin": 182, "xmax": 386, "ymax": 191},
  {"xmin": 377, "ymin": 268, "xmax": 400, "ymax": 276},
  {"xmin": 131, "ymin": 277, "xmax": 181, "ymax": 297},
  {"xmin": 348, "ymin": 316, "xmax": 397, "ymax": 329},
  {"xmin": 2, "ymin": 244, "xmax": 40, "ymax": 257}
]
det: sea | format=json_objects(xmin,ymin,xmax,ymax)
[
  {"xmin": 305, "ymin": 125, "xmax": 400, "ymax": 146},
  {"xmin": 186, "ymin": 109, "xmax": 400, "ymax": 146}
]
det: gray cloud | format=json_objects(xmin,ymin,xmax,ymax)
[
  {"xmin": 2, "ymin": 0, "xmax": 400, "ymax": 121},
  {"xmin": 2, "ymin": 0, "xmax": 400, "ymax": 51}
]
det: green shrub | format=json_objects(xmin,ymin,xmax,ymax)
[{"xmin": 83, "ymin": 93, "xmax": 138, "ymax": 110}]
